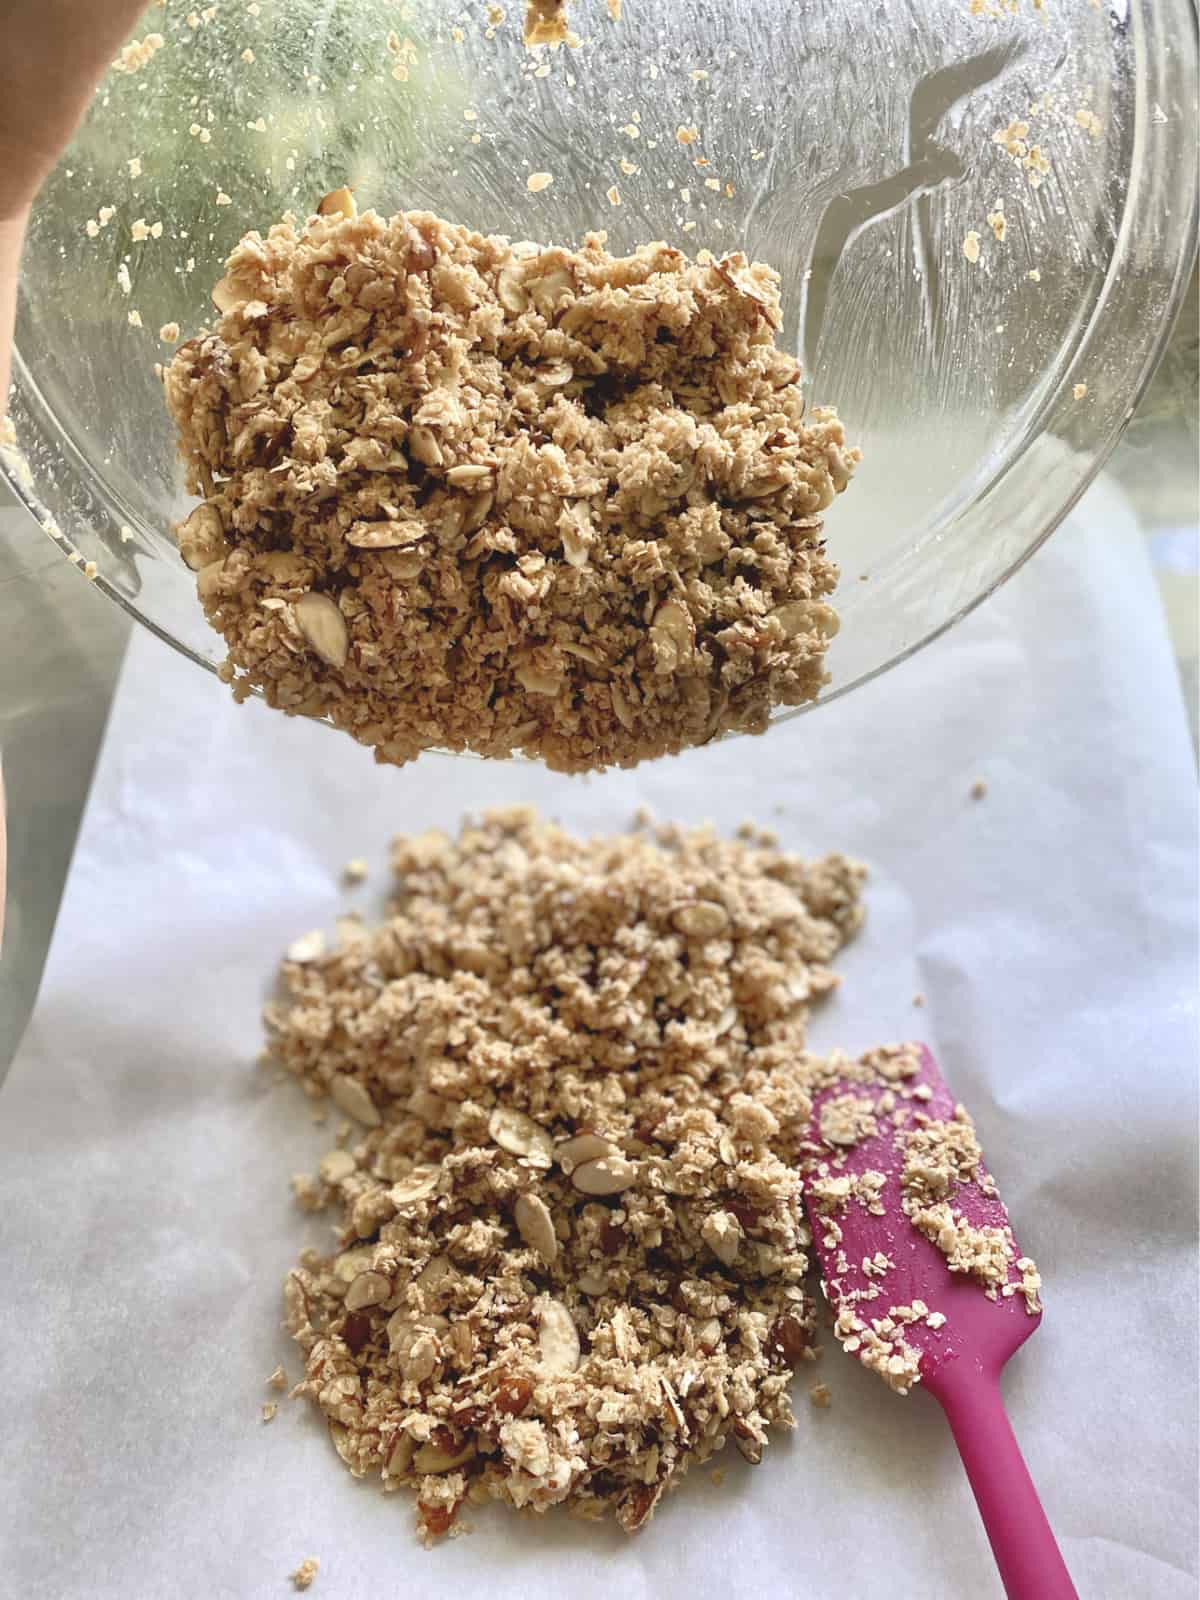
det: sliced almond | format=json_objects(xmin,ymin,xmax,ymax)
[
  {"xmin": 462, "ymin": 490, "xmax": 494, "ymax": 533},
  {"xmin": 318, "ymin": 186, "xmax": 357, "ymax": 219},
  {"xmin": 696, "ymin": 1317, "xmax": 722, "ymax": 1352},
  {"xmin": 334, "ymin": 1246, "xmax": 377, "ymax": 1284},
  {"xmin": 528, "ymin": 265, "xmax": 573, "ymax": 314},
  {"xmin": 514, "ymin": 1193, "xmax": 558, "ymax": 1265},
  {"xmin": 295, "ymin": 591, "xmax": 349, "ymax": 669},
  {"xmin": 714, "ymin": 1005, "xmax": 738, "ymax": 1037},
  {"xmin": 572, "ymin": 1154, "xmax": 638, "ymax": 1196},
  {"xmin": 176, "ymin": 503, "xmax": 228, "ymax": 570},
  {"xmin": 211, "ymin": 275, "xmax": 242, "ymax": 314},
  {"xmin": 535, "ymin": 1296, "xmax": 580, "ymax": 1376},
  {"xmin": 413, "ymin": 1439, "xmax": 476, "ymax": 1473},
  {"xmin": 537, "ymin": 360, "xmax": 574, "ymax": 388},
  {"xmin": 386, "ymin": 1432, "xmax": 415, "ymax": 1476},
  {"xmin": 610, "ymin": 681, "xmax": 636, "ymax": 732},
  {"xmin": 650, "ymin": 597, "xmax": 694, "ymax": 673},
  {"xmin": 408, "ymin": 425, "xmax": 443, "ymax": 467},
  {"xmin": 577, "ymin": 1268, "xmax": 607, "ymax": 1296},
  {"xmin": 701, "ymin": 1209, "xmax": 742, "ymax": 1267},
  {"xmin": 345, "ymin": 1269, "xmax": 392, "ymax": 1311},
  {"xmin": 496, "ymin": 266, "xmax": 529, "ymax": 314},
  {"xmin": 732, "ymin": 1422, "xmax": 763, "ymax": 1465},
  {"xmin": 445, "ymin": 462, "xmax": 494, "ymax": 488},
  {"xmin": 347, "ymin": 520, "xmax": 428, "ymax": 550},
  {"xmin": 554, "ymin": 1132, "xmax": 614, "ymax": 1175},
  {"xmin": 386, "ymin": 1309, "xmax": 448, "ymax": 1354},
  {"xmin": 391, "ymin": 1166, "xmax": 440, "ymax": 1205},
  {"xmin": 329, "ymin": 1073, "xmax": 381, "ymax": 1127},
  {"xmin": 489, "ymin": 1107, "xmax": 554, "ymax": 1168},
  {"xmin": 415, "ymin": 1254, "xmax": 457, "ymax": 1293}
]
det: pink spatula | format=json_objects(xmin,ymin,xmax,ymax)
[{"xmin": 801, "ymin": 1043, "xmax": 1077, "ymax": 1600}]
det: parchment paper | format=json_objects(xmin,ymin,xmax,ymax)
[{"xmin": 1, "ymin": 475, "xmax": 1196, "ymax": 1600}]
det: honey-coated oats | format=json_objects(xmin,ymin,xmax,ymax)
[
  {"xmin": 268, "ymin": 808, "xmax": 867, "ymax": 1541},
  {"xmin": 163, "ymin": 201, "xmax": 857, "ymax": 774}
]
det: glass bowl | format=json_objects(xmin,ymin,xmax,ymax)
[{"xmin": 3, "ymin": 0, "xmax": 1196, "ymax": 725}]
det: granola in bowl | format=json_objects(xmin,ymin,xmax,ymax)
[{"xmin": 162, "ymin": 200, "xmax": 858, "ymax": 774}]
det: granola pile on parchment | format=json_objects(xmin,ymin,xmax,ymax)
[
  {"xmin": 267, "ymin": 808, "xmax": 867, "ymax": 1541},
  {"xmin": 162, "ymin": 199, "xmax": 857, "ymax": 774}
]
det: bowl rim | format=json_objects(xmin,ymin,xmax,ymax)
[{"xmin": 3, "ymin": 1, "xmax": 1197, "ymax": 744}]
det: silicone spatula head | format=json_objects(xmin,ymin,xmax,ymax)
[{"xmin": 800, "ymin": 1042, "xmax": 1042, "ymax": 1399}]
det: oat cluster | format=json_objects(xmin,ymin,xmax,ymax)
[
  {"xmin": 162, "ymin": 201, "xmax": 857, "ymax": 773},
  {"xmin": 267, "ymin": 808, "xmax": 866, "ymax": 1541},
  {"xmin": 901, "ymin": 1112, "xmax": 1041, "ymax": 1311}
]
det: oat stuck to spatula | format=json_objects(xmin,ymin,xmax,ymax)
[
  {"xmin": 801, "ymin": 1043, "xmax": 1042, "ymax": 1395},
  {"xmin": 801, "ymin": 1045, "xmax": 1078, "ymax": 1600}
]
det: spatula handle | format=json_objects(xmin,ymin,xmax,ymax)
[{"xmin": 933, "ymin": 1365, "xmax": 1078, "ymax": 1600}]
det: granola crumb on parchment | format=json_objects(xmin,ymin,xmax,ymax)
[
  {"xmin": 970, "ymin": 778, "xmax": 988, "ymax": 800},
  {"xmin": 267, "ymin": 1365, "xmax": 289, "ymax": 1391},
  {"xmin": 267, "ymin": 808, "xmax": 867, "ymax": 1541},
  {"xmin": 808, "ymin": 1383, "xmax": 832, "ymax": 1408},
  {"xmin": 290, "ymin": 1556, "xmax": 319, "ymax": 1591},
  {"xmin": 162, "ymin": 199, "xmax": 857, "ymax": 774},
  {"xmin": 262, "ymin": 1401, "xmax": 279, "ymax": 1423}
]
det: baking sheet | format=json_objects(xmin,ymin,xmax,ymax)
[{"xmin": 0, "ymin": 474, "xmax": 1196, "ymax": 1599}]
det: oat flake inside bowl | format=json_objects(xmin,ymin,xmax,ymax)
[{"xmin": 162, "ymin": 199, "xmax": 858, "ymax": 773}]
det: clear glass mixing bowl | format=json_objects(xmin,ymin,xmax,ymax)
[{"xmin": 3, "ymin": 0, "xmax": 1196, "ymax": 720}]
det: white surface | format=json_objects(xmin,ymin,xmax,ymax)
[{"xmin": 0, "ymin": 476, "xmax": 1196, "ymax": 1600}]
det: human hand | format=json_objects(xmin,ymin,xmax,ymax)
[
  {"xmin": 0, "ymin": 1, "xmax": 151, "ymax": 220},
  {"xmin": 0, "ymin": 1, "xmax": 148, "ymax": 398}
]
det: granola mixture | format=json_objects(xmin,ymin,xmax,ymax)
[
  {"xmin": 290, "ymin": 1556, "xmax": 319, "ymax": 1591},
  {"xmin": 162, "ymin": 199, "xmax": 857, "ymax": 774},
  {"xmin": 268, "ymin": 808, "xmax": 866, "ymax": 1541}
]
